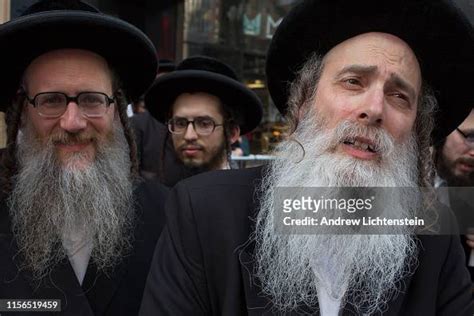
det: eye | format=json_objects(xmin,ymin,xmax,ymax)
[
  {"xmin": 173, "ymin": 118, "xmax": 189, "ymax": 128},
  {"xmin": 341, "ymin": 77, "xmax": 363, "ymax": 89},
  {"xmin": 195, "ymin": 118, "xmax": 215, "ymax": 129},
  {"xmin": 392, "ymin": 92, "xmax": 408, "ymax": 100},
  {"xmin": 39, "ymin": 94, "xmax": 64, "ymax": 106},
  {"xmin": 80, "ymin": 94, "xmax": 105, "ymax": 106},
  {"xmin": 388, "ymin": 92, "xmax": 410, "ymax": 108},
  {"xmin": 466, "ymin": 134, "xmax": 474, "ymax": 142}
]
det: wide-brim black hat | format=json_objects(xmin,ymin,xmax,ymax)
[
  {"xmin": 0, "ymin": 8, "xmax": 157, "ymax": 109},
  {"xmin": 158, "ymin": 59, "xmax": 176, "ymax": 73},
  {"xmin": 266, "ymin": 0, "xmax": 474, "ymax": 143},
  {"xmin": 146, "ymin": 56, "xmax": 263, "ymax": 135}
]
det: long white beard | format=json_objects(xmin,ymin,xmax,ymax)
[
  {"xmin": 9, "ymin": 121, "xmax": 135, "ymax": 281},
  {"xmin": 254, "ymin": 108, "xmax": 419, "ymax": 314}
]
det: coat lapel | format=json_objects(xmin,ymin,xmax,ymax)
[
  {"xmin": 38, "ymin": 259, "xmax": 95, "ymax": 316},
  {"xmin": 0, "ymin": 201, "xmax": 94, "ymax": 316},
  {"xmin": 81, "ymin": 254, "xmax": 129, "ymax": 315},
  {"xmin": 239, "ymin": 248, "xmax": 274, "ymax": 315}
]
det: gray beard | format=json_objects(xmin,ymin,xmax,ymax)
[
  {"xmin": 254, "ymin": 108, "xmax": 419, "ymax": 314},
  {"xmin": 9, "ymin": 122, "xmax": 135, "ymax": 281}
]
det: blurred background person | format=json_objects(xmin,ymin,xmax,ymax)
[{"xmin": 435, "ymin": 109, "xmax": 474, "ymax": 282}]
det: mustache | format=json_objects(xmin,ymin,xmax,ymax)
[
  {"xmin": 49, "ymin": 131, "xmax": 98, "ymax": 145},
  {"xmin": 177, "ymin": 141, "xmax": 204, "ymax": 151},
  {"xmin": 328, "ymin": 121, "xmax": 395, "ymax": 157},
  {"xmin": 458, "ymin": 157, "xmax": 474, "ymax": 166}
]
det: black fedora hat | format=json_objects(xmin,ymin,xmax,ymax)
[
  {"xmin": 146, "ymin": 56, "xmax": 263, "ymax": 135},
  {"xmin": 266, "ymin": 0, "xmax": 474, "ymax": 143},
  {"xmin": 0, "ymin": 0, "xmax": 158, "ymax": 110}
]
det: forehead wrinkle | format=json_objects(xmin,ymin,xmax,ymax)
[
  {"xmin": 335, "ymin": 65, "xmax": 377, "ymax": 79},
  {"xmin": 367, "ymin": 42, "xmax": 406, "ymax": 66}
]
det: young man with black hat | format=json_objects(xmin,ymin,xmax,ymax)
[
  {"xmin": 0, "ymin": 1, "xmax": 168, "ymax": 315},
  {"xmin": 145, "ymin": 56, "xmax": 262, "ymax": 181},
  {"xmin": 140, "ymin": 0, "xmax": 474, "ymax": 315}
]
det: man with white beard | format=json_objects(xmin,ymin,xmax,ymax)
[
  {"xmin": 0, "ymin": 1, "xmax": 168, "ymax": 315},
  {"xmin": 140, "ymin": 0, "xmax": 474, "ymax": 315}
]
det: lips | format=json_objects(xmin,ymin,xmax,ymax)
[
  {"xmin": 458, "ymin": 158, "xmax": 474, "ymax": 172},
  {"xmin": 340, "ymin": 136, "xmax": 381, "ymax": 161},
  {"xmin": 55, "ymin": 141, "xmax": 93, "ymax": 152},
  {"xmin": 181, "ymin": 145, "xmax": 203, "ymax": 157},
  {"xmin": 343, "ymin": 137, "xmax": 377, "ymax": 153}
]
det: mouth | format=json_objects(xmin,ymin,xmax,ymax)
[
  {"xmin": 181, "ymin": 146, "xmax": 203, "ymax": 156},
  {"xmin": 342, "ymin": 137, "xmax": 377, "ymax": 153},
  {"xmin": 458, "ymin": 161, "xmax": 474, "ymax": 172},
  {"xmin": 341, "ymin": 137, "xmax": 379, "ymax": 160},
  {"xmin": 54, "ymin": 140, "xmax": 93, "ymax": 152}
]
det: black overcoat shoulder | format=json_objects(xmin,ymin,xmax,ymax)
[
  {"xmin": 140, "ymin": 167, "xmax": 474, "ymax": 315},
  {"xmin": 0, "ymin": 179, "xmax": 168, "ymax": 316}
]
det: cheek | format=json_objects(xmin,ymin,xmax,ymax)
[
  {"xmin": 442, "ymin": 139, "xmax": 463, "ymax": 163},
  {"xmin": 209, "ymin": 132, "xmax": 226, "ymax": 149},
  {"xmin": 171, "ymin": 134, "xmax": 181, "ymax": 148},
  {"xmin": 26, "ymin": 111, "xmax": 56, "ymax": 138},
  {"xmin": 391, "ymin": 113, "xmax": 416, "ymax": 143},
  {"xmin": 93, "ymin": 109, "xmax": 116, "ymax": 134},
  {"xmin": 313, "ymin": 87, "xmax": 355, "ymax": 128}
]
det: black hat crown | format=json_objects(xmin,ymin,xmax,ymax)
[
  {"xmin": 21, "ymin": 0, "xmax": 99, "ymax": 16},
  {"xmin": 177, "ymin": 56, "xmax": 239, "ymax": 81}
]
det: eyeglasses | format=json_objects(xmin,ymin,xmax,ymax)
[
  {"xmin": 168, "ymin": 117, "xmax": 224, "ymax": 135},
  {"xmin": 456, "ymin": 128, "xmax": 474, "ymax": 148},
  {"xmin": 25, "ymin": 92, "xmax": 115, "ymax": 118}
]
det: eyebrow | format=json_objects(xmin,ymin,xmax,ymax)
[
  {"xmin": 335, "ymin": 64, "xmax": 417, "ymax": 102},
  {"xmin": 335, "ymin": 65, "xmax": 378, "ymax": 78},
  {"xmin": 173, "ymin": 115, "xmax": 214, "ymax": 120},
  {"xmin": 387, "ymin": 74, "xmax": 417, "ymax": 103}
]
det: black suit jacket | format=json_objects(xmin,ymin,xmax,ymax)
[
  {"xmin": 140, "ymin": 167, "xmax": 474, "ymax": 315},
  {"xmin": 0, "ymin": 179, "xmax": 168, "ymax": 316}
]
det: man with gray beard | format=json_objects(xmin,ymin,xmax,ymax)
[
  {"xmin": 0, "ymin": 1, "xmax": 168, "ymax": 315},
  {"xmin": 140, "ymin": 0, "xmax": 474, "ymax": 315}
]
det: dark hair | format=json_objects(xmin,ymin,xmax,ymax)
[
  {"xmin": 220, "ymin": 102, "xmax": 240, "ymax": 166},
  {"xmin": 0, "ymin": 62, "xmax": 138, "ymax": 194}
]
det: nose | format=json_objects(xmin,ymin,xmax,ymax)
[
  {"xmin": 183, "ymin": 122, "xmax": 198, "ymax": 141},
  {"xmin": 356, "ymin": 89, "xmax": 384, "ymax": 126},
  {"xmin": 59, "ymin": 102, "xmax": 87, "ymax": 133},
  {"xmin": 469, "ymin": 147, "xmax": 474, "ymax": 156}
]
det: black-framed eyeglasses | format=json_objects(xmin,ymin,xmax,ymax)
[
  {"xmin": 167, "ymin": 117, "xmax": 224, "ymax": 135},
  {"xmin": 456, "ymin": 128, "xmax": 474, "ymax": 148},
  {"xmin": 25, "ymin": 91, "xmax": 115, "ymax": 118}
]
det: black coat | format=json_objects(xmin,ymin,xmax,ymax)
[
  {"xmin": 140, "ymin": 167, "xmax": 474, "ymax": 315},
  {"xmin": 0, "ymin": 179, "xmax": 168, "ymax": 316}
]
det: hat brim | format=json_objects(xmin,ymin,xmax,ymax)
[
  {"xmin": 146, "ymin": 70, "xmax": 263, "ymax": 135},
  {"xmin": 266, "ymin": 0, "xmax": 474, "ymax": 143},
  {"xmin": 0, "ymin": 10, "xmax": 157, "ymax": 108}
]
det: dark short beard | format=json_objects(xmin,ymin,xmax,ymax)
[
  {"xmin": 9, "ymin": 121, "xmax": 135, "ymax": 281},
  {"xmin": 179, "ymin": 138, "xmax": 228, "ymax": 171},
  {"xmin": 437, "ymin": 152, "xmax": 474, "ymax": 187}
]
